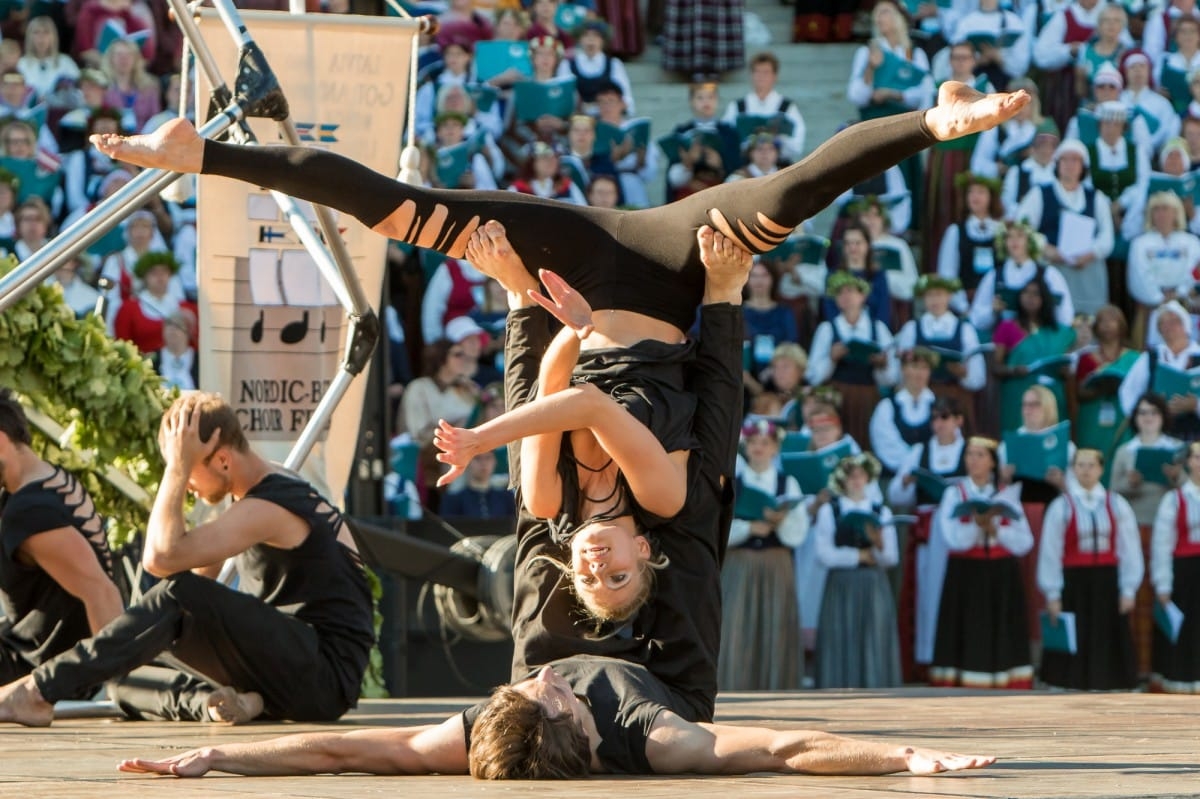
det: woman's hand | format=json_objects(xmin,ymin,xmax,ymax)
[
  {"xmin": 432, "ymin": 419, "xmax": 483, "ymax": 486},
  {"xmin": 528, "ymin": 269, "xmax": 595, "ymax": 339}
]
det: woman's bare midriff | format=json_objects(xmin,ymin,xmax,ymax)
[{"xmin": 584, "ymin": 310, "xmax": 685, "ymax": 349}]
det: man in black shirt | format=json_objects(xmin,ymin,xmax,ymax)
[
  {"xmin": 0, "ymin": 389, "xmax": 123, "ymax": 691},
  {"xmin": 0, "ymin": 393, "xmax": 374, "ymax": 726},
  {"xmin": 113, "ymin": 228, "xmax": 996, "ymax": 779}
]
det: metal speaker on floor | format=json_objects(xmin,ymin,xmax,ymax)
[{"xmin": 432, "ymin": 535, "xmax": 517, "ymax": 643}]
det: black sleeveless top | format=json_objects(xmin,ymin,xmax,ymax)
[
  {"xmin": 0, "ymin": 466, "xmax": 113, "ymax": 673},
  {"xmin": 239, "ymin": 473, "xmax": 374, "ymax": 705}
]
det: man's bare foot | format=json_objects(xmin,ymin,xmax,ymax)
[
  {"xmin": 464, "ymin": 220, "xmax": 539, "ymax": 297},
  {"xmin": 0, "ymin": 677, "xmax": 54, "ymax": 727},
  {"xmin": 923, "ymin": 81, "xmax": 1030, "ymax": 142},
  {"xmin": 206, "ymin": 686, "xmax": 263, "ymax": 725},
  {"xmin": 698, "ymin": 224, "xmax": 752, "ymax": 304},
  {"xmin": 90, "ymin": 117, "xmax": 205, "ymax": 174}
]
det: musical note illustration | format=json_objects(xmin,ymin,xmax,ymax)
[
  {"xmin": 280, "ymin": 310, "xmax": 310, "ymax": 344},
  {"xmin": 250, "ymin": 309, "xmax": 264, "ymax": 343}
]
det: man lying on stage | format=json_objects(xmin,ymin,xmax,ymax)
[
  {"xmin": 0, "ymin": 393, "xmax": 374, "ymax": 726},
  {"xmin": 115, "ymin": 227, "xmax": 996, "ymax": 780},
  {"xmin": 0, "ymin": 389, "xmax": 124, "ymax": 692}
]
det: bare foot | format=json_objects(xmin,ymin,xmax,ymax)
[
  {"xmin": 698, "ymin": 224, "xmax": 752, "ymax": 303},
  {"xmin": 0, "ymin": 677, "xmax": 54, "ymax": 727},
  {"xmin": 206, "ymin": 686, "xmax": 263, "ymax": 724},
  {"xmin": 90, "ymin": 117, "xmax": 205, "ymax": 174},
  {"xmin": 464, "ymin": 220, "xmax": 539, "ymax": 296},
  {"xmin": 923, "ymin": 81, "xmax": 1030, "ymax": 142}
]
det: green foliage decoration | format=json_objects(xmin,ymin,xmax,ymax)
[{"xmin": 0, "ymin": 254, "xmax": 169, "ymax": 549}]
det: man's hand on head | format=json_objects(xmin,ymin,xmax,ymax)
[{"xmin": 160, "ymin": 397, "xmax": 219, "ymax": 470}]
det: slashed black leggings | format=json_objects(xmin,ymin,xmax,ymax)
[{"xmin": 204, "ymin": 111, "xmax": 936, "ymax": 331}]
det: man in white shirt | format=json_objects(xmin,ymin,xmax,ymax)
[{"xmin": 720, "ymin": 52, "xmax": 806, "ymax": 162}]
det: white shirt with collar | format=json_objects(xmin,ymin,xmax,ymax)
[
  {"xmin": 1001, "ymin": 156, "xmax": 1056, "ymax": 217},
  {"xmin": 847, "ymin": 39, "xmax": 935, "ymax": 111},
  {"xmin": 888, "ymin": 432, "xmax": 967, "ymax": 508},
  {"xmin": 952, "ymin": 9, "xmax": 1032, "ymax": 78},
  {"xmin": 557, "ymin": 52, "xmax": 635, "ymax": 114},
  {"xmin": 1015, "ymin": 180, "xmax": 1115, "ymax": 261},
  {"xmin": 971, "ymin": 118, "xmax": 1035, "ymax": 179},
  {"xmin": 870, "ymin": 386, "xmax": 937, "ymax": 473},
  {"xmin": 721, "ymin": 89, "xmax": 807, "ymax": 162},
  {"xmin": 938, "ymin": 477, "xmax": 1034, "ymax": 554},
  {"xmin": 806, "ymin": 312, "xmax": 899, "ymax": 387},
  {"xmin": 1034, "ymin": 2, "xmax": 1125, "ymax": 70},
  {"xmin": 1144, "ymin": 3, "xmax": 1200, "ymax": 72},
  {"xmin": 157, "ymin": 347, "xmax": 197, "ymax": 391},
  {"xmin": 1039, "ymin": 483, "xmax": 1144, "ymax": 601},
  {"xmin": 1119, "ymin": 341, "xmax": 1200, "ymax": 417},
  {"xmin": 935, "ymin": 215, "xmax": 1004, "ymax": 314},
  {"xmin": 968, "ymin": 258, "xmax": 1076, "ymax": 331},
  {"xmin": 813, "ymin": 495, "xmax": 899, "ymax": 570},
  {"xmin": 1151, "ymin": 479, "xmax": 1200, "ymax": 594},
  {"xmin": 897, "ymin": 312, "xmax": 988, "ymax": 391},
  {"xmin": 728, "ymin": 464, "xmax": 809, "ymax": 548},
  {"xmin": 1123, "ymin": 87, "xmax": 1182, "ymax": 153},
  {"xmin": 1126, "ymin": 229, "xmax": 1200, "ymax": 307}
]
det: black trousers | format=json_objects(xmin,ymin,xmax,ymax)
[{"xmin": 33, "ymin": 573, "xmax": 353, "ymax": 722}]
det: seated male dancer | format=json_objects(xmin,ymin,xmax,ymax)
[
  {"xmin": 116, "ymin": 229, "xmax": 996, "ymax": 779},
  {"xmin": 0, "ymin": 393, "xmax": 374, "ymax": 726},
  {"xmin": 0, "ymin": 389, "xmax": 123, "ymax": 691}
]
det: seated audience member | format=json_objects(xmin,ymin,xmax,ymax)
[
  {"xmin": 508, "ymin": 141, "xmax": 586, "ymax": 205},
  {"xmin": 593, "ymin": 80, "xmax": 656, "ymax": 208},
  {"xmin": 665, "ymin": 81, "xmax": 740, "ymax": 202},
  {"xmin": 101, "ymin": 39, "xmax": 161, "ymax": 133},
  {"xmin": 420, "ymin": 256, "xmax": 490, "ymax": 347},
  {"xmin": 1038, "ymin": 448, "xmax": 1143, "ymax": 691},
  {"xmin": 44, "ymin": 254, "xmax": 100, "ymax": 318},
  {"xmin": 559, "ymin": 20, "xmax": 634, "ymax": 115},
  {"xmin": 112, "ymin": 251, "xmax": 197, "ymax": 355},
  {"xmin": 149, "ymin": 310, "xmax": 198, "ymax": 391},
  {"xmin": 0, "ymin": 393, "xmax": 374, "ymax": 726},
  {"xmin": 722, "ymin": 51, "xmax": 806, "ymax": 162},
  {"xmin": 720, "ymin": 420, "xmax": 806, "ymax": 691},
  {"xmin": 0, "ymin": 389, "xmax": 123, "ymax": 689},
  {"xmin": 1110, "ymin": 393, "xmax": 1185, "ymax": 526},
  {"xmin": 439, "ymin": 449, "xmax": 516, "ymax": 519},
  {"xmin": 17, "ymin": 16, "xmax": 81, "ymax": 103}
]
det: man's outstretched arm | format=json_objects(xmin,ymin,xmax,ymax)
[
  {"xmin": 119, "ymin": 716, "xmax": 469, "ymax": 778},
  {"xmin": 645, "ymin": 712, "xmax": 996, "ymax": 776}
]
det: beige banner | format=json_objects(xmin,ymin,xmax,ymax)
[{"xmin": 195, "ymin": 11, "xmax": 413, "ymax": 500}]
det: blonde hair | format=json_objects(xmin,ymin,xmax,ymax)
[
  {"xmin": 102, "ymin": 39, "xmax": 156, "ymax": 91},
  {"xmin": 772, "ymin": 342, "xmax": 808, "ymax": 373},
  {"xmin": 1145, "ymin": 191, "xmax": 1187, "ymax": 232},
  {"xmin": 23, "ymin": 16, "xmax": 60, "ymax": 58},
  {"xmin": 1025, "ymin": 385, "xmax": 1059, "ymax": 426},
  {"xmin": 872, "ymin": 0, "xmax": 912, "ymax": 53}
]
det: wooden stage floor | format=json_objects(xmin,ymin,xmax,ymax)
[{"xmin": 2, "ymin": 688, "xmax": 1197, "ymax": 798}]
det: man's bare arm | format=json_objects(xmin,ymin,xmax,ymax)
[
  {"xmin": 645, "ymin": 712, "xmax": 996, "ymax": 776},
  {"xmin": 21, "ymin": 528, "xmax": 124, "ymax": 633},
  {"xmin": 119, "ymin": 716, "xmax": 469, "ymax": 777}
]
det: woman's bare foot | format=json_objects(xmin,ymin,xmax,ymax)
[
  {"xmin": 0, "ymin": 677, "xmax": 54, "ymax": 727},
  {"xmin": 698, "ymin": 224, "xmax": 752, "ymax": 303},
  {"xmin": 464, "ymin": 220, "xmax": 539, "ymax": 297},
  {"xmin": 924, "ymin": 81, "xmax": 1030, "ymax": 142},
  {"xmin": 90, "ymin": 117, "xmax": 206, "ymax": 174},
  {"xmin": 206, "ymin": 686, "xmax": 264, "ymax": 724}
]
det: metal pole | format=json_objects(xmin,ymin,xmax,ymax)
[{"xmin": 0, "ymin": 112, "xmax": 240, "ymax": 314}]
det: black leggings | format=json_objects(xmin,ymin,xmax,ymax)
[
  {"xmin": 204, "ymin": 111, "xmax": 936, "ymax": 332},
  {"xmin": 33, "ymin": 573, "xmax": 356, "ymax": 722}
]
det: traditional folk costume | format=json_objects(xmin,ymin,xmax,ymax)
[
  {"xmin": 1038, "ymin": 484, "xmax": 1143, "ymax": 689},
  {"xmin": 1150, "ymin": 479, "xmax": 1200, "ymax": 692}
]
